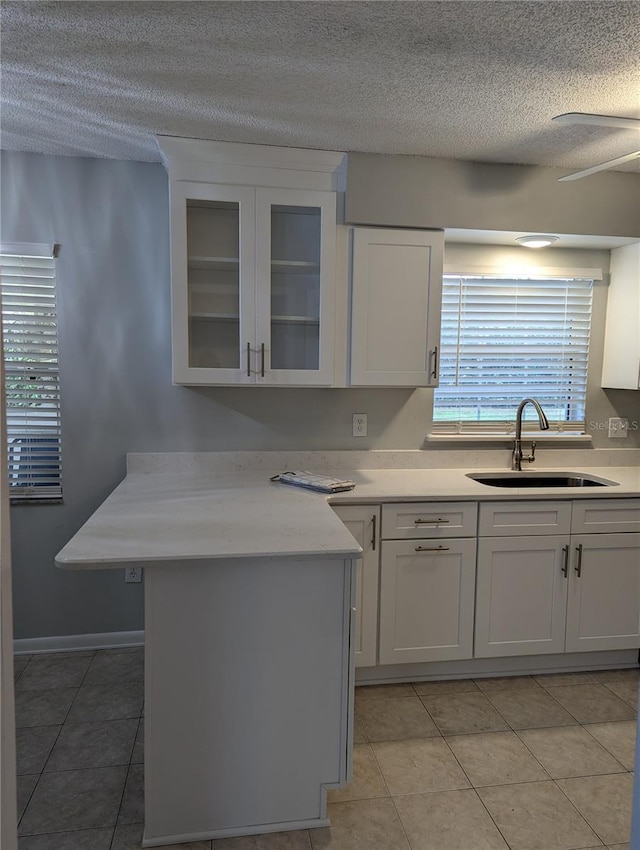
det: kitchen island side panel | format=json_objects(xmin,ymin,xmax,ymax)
[{"xmin": 143, "ymin": 556, "xmax": 354, "ymax": 844}]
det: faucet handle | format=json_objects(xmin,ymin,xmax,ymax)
[{"xmin": 527, "ymin": 441, "xmax": 537, "ymax": 463}]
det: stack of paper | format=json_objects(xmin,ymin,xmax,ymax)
[{"xmin": 270, "ymin": 471, "xmax": 356, "ymax": 494}]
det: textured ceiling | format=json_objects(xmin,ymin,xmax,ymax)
[{"xmin": 1, "ymin": 0, "xmax": 639, "ymax": 170}]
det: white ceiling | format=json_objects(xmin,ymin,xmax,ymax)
[{"xmin": 2, "ymin": 0, "xmax": 639, "ymax": 171}]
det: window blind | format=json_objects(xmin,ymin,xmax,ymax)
[
  {"xmin": 0, "ymin": 243, "xmax": 62, "ymax": 501},
  {"xmin": 432, "ymin": 275, "xmax": 593, "ymax": 435}
]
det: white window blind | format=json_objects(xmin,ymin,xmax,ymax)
[
  {"xmin": 0, "ymin": 243, "xmax": 62, "ymax": 501},
  {"xmin": 432, "ymin": 275, "xmax": 593, "ymax": 435}
]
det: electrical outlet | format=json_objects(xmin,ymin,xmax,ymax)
[
  {"xmin": 352, "ymin": 413, "xmax": 367, "ymax": 437},
  {"xmin": 125, "ymin": 566, "xmax": 143, "ymax": 583},
  {"xmin": 608, "ymin": 417, "xmax": 629, "ymax": 439}
]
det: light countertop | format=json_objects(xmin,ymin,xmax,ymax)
[{"xmin": 55, "ymin": 464, "xmax": 640, "ymax": 570}]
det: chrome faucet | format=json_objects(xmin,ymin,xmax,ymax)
[{"xmin": 512, "ymin": 398, "xmax": 550, "ymax": 470}]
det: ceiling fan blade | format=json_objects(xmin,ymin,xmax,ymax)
[
  {"xmin": 552, "ymin": 112, "xmax": 640, "ymax": 131},
  {"xmin": 559, "ymin": 150, "xmax": 640, "ymax": 181}
]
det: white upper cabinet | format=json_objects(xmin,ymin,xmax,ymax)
[
  {"xmin": 157, "ymin": 138, "xmax": 346, "ymax": 386},
  {"xmin": 601, "ymin": 242, "xmax": 640, "ymax": 390},
  {"xmin": 349, "ymin": 227, "xmax": 444, "ymax": 387}
]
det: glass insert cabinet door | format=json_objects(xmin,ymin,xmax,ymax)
[
  {"xmin": 170, "ymin": 182, "xmax": 255, "ymax": 384},
  {"xmin": 255, "ymin": 187, "xmax": 336, "ymax": 385},
  {"xmin": 170, "ymin": 182, "xmax": 335, "ymax": 385}
]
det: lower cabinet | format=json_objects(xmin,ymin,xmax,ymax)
[
  {"xmin": 331, "ymin": 505, "xmax": 380, "ymax": 667},
  {"xmin": 333, "ymin": 497, "xmax": 640, "ymax": 671},
  {"xmin": 475, "ymin": 502, "xmax": 640, "ymax": 659},
  {"xmin": 379, "ymin": 538, "xmax": 477, "ymax": 664}
]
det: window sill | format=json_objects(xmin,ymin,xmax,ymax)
[{"xmin": 426, "ymin": 433, "xmax": 593, "ymax": 445}]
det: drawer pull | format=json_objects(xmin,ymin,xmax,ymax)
[
  {"xmin": 575, "ymin": 544, "xmax": 583, "ymax": 577},
  {"xmin": 561, "ymin": 545, "xmax": 569, "ymax": 577},
  {"xmin": 414, "ymin": 517, "xmax": 450, "ymax": 524},
  {"xmin": 415, "ymin": 545, "xmax": 450, "ymax": 552}
]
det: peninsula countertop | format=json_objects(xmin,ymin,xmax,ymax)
[{"xmin": 55, "ymin": 465, "xmax": 640, "ymax": 570}]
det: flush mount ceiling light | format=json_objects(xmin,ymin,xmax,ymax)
[{"xmin": 516, "ymin": 235, "xmax": 560, "ymax": 249}]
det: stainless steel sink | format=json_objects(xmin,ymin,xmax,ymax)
[{"xmin": 466, "ymin": 472, "xmax": 619, "ymax": 488}]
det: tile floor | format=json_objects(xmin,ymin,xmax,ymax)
[{"xmin": 13, "ymin": 650, "xmax": 638, "ymax": 849}]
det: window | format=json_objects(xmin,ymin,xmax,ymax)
[
  {"xmin": 0, "ymin": 243, "xmax": 62, "ymax": 501},
  {"xmin": 432, "ymin": 274, "xmax": 594, "ymax": 435}
]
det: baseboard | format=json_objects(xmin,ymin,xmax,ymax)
[
  {"xmin": 141, "ymin": 817, "xmax": 331, "ymax": 847},
  {"xmin": 13, "ymin": 630, "xmax": 145, "ymax": 655},
  {"xmin": 355, "ymin": 649, "xmax": 639, "ymax": 685}
]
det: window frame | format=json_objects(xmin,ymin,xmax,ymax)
[
  {"xmin": 430, "ymin": 268, "xmax": 599, "ymax": 439},
  {"xmin": 0, "ymin": 242, "xmax": 63, "ymax": 503}
]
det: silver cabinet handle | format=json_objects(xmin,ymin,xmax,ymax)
[
  {"xmin": 261, "ymin": 343, "xmax": 265, "ymax": 378},
  {"xmin": 415, "ymin": 545, "xmax": 450, "ymax": 552},
  {"xmin": 561, "ymin": 544, "xmax": 569, "ymax": 577},
  {"xmin": 429, "ymin": 345, "xmax": 439, "ymax": 382},
  {"xmin": 575, "ymin": 544, "xmax": 583, "ymax": 577},
  {"xmin": 414, "ymin": 517, "xmax": 450, "ymax": 524},
  {"xmin": 371, "ymin": 514, "xmax": 377, "ymax": 551},
  {"xmin": 246, "ymin": 342, "xmax": 251, "ymax": 377}
]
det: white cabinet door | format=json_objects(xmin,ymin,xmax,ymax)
[
  {"xmin": 332, "ymin": 506, "xmax": 380, "ymax": 668},
  {"xmin": 379, "ymin": 538, "xmax": 476, "ymax": 665},
  {"xmin": 565, "ymin": 533, "xmax": 640, "ymax": 652},
  {"xmin": 601, "ymin": 242, "xmax": 640, "ymax": 390},
  {"xmin": 350, "ymin": 228, "xmax": 444, "ymax": 387},
  {"xmin": 170, "ymin": 181, "xmax": 256, "ymax": 385},
  {"xmin": 475, "ymin": 536, "xmax": 569, "ymax": 658},
  {"xmin": 255, "ymin": 188, "xmax": 336, "ymax": 386}
]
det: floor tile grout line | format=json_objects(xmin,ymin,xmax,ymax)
[
  {"xmin": 386, "ymin": 795, "xmax": 413, "ymax": 850},
  {"xmin": 582, "ymin": 720, "xmax": 637, "ymax": 770},
  {"xmin": 539, "ymin": 680, "xmax": 637, "ymax": 725},
  {"xmin": 34, "ymin": 650, "xmax": 100, "ymax": 780},
  {"xmin": 467, "ymin": 785, "xmax": 515, "ymax": 850},
  {"xmin": 551, "ymin": 774, "xmax": 615, "ymax": 846},
  {"xmin": 512, "ymin": 724, "xmax": 628, "ymax": 780},
  {"xmin": 600, "ymin": 679, "xmax": 639, "ymax": 710},
  {"xmin": 366, "ymin": 738, "xmax": 395, "ymax": 800},
  {"xmin": 418, "ymin": 686, "xmax": 517, "ymax": 736}
]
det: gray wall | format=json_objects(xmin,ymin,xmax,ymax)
[
  {"xmin": 346, "ymin": 153, "xmax": 640, "ymax": 237},
  {"xmin": 1, "ymin": 150, "xmax": 638, "ymax": 640}
]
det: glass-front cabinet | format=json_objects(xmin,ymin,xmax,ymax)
[{"xmin": 170, "ymin": 181, "xmax": 336, "ymax": 385}]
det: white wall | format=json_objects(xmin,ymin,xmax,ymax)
[
  {"xmin": 1, "ymin": 150, "xmax": 638, "ymax": 640},
  {"xmin": 346, "ymin": 153, "xmax": 640, "ymax": 237}
]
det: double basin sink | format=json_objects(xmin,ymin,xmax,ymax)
[{"xmin": 467, "ymin": 472, "xmax": 619, "ymax": 488}]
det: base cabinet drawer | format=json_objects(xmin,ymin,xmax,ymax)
[
  {"xmin": 382, "ymin": 502, "xmax": 477, "ymax": 539},
  {"xmin": 479, "ymin": 501, "xmax": 572, "ymax": 537},
  {"xmin": 571, "ymin": 499, "xmax": 640, "ymax": 534},
  {"xmin": 379, "ymin": 538, "xmax": 476, "ymax": 665}
]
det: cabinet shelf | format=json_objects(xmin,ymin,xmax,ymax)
[
  {"xmin": 189, "ymin": 312, "xmax": 319, "ymax": 325},
  {"xmin": 188, "ymin": 256, "xmax": 239, "ymax": 271},
  {"xmin": 190, "ymin": 312, "xmax": 239, "ymax": 322},
  {"xmin": 272, "ymin": 315, "xmax": 319, "ymax": 325},
  {"xmin": 271, "ymin": 260, "xmax": 320, "ymax": 274}
]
